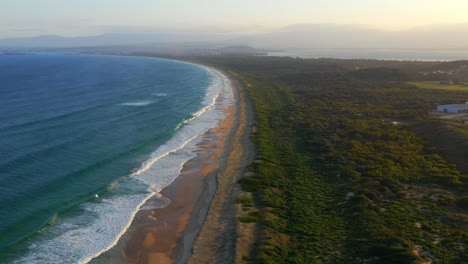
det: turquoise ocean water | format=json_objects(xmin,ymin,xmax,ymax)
[{"xmin": 0, "ymin": 54, "xmax": 232, "ymax": 263}]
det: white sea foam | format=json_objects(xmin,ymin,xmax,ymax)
[
  {"xmin": 13, "ymin": 63, "xmax": 234, "ymax": 264},
  {"xmin": 13, "ymin": 191, "xmax": 150, "ymax": 264},
  {"xmin": 119, "ymin": 100, "xmax": 155, "ymax": 106},
  {"xmin": 153, "ymin": 93, "xmax": 168, "ymax": 97},
  {"xmin": 139, "ymin": 196, "xmax": 171, "ymax": 211}
]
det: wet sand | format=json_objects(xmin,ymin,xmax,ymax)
[
  {"xmin": 121, "ymin": 109, "xmax": 234, "ymax": 263},
  {"xmin": 89, "ymin": 63, "xmax": 255, "ymax": 264}
]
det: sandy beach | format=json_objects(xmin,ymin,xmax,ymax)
[
  {"xmin": 188, "ymin": 71, "xmax": 255, "ymax": 264},
  {"xmin": 92, "ymin": 64, "xmax": 255, "ymax": 264}
]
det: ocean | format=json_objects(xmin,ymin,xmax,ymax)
[{"xmin": 0, "ymin": 54, "xmax": 232, "ymax": 263}]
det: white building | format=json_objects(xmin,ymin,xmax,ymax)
[{"xmin": 437, "ymin": 102, "xmax": 468, "ymax": 113}]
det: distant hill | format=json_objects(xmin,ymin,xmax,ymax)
[
  {"xmin": 0, "ymin": 33, "xmax": 187, "ymax": 48},
  {"xmin": 0, "ymin": 32, "xmax": 228, "ymax": 48},
  {"xmin": 231, "ymin": 23, "xmax": 468, "ymax": 50},
  {"xmin": 2, "ymin": 24, "xmax": 468, "ymax": 50}
]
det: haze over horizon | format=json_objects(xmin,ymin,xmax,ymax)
[
  {"xmin": 1, "ymin": 1, "xmax": 468, "ymax": 54},
  {"xmin": 2, "ymin": 0, "xmax": 468, "ymax": 38}
]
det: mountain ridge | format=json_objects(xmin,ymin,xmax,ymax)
[{"xmin": 1, "ymin": 24, "xmax": 468, "ymax": 50}]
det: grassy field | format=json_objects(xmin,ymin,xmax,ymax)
[
  {"xmin": 409, "ymin": 120, "xmax": 468, "ymax": 174},
  {"xmin": 450, "ymin": 121, "xmax": 468, "ymax": 137},
  {"xmin": 408, "ymin": 81, "xmax": 468, "ymax": 91}
]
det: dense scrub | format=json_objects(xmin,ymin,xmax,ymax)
[
  {"xmin": 408, "ymin": 120, "xmax": 468, "ymax": 174},
  {"xmin": 203, "ymin": 57, "xmax": 468, "ymax": 263}
]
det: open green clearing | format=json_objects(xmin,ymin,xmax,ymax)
[
  {"xmin": 450, "ymin": 122, "xmax": 468, "ymax": 137},
  {"xmin": 408, "ymin": 81, "xmax": 468, "ymax": 91}
]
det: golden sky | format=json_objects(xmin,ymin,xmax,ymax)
[{"xmin": 1, "ymin": 0, "xmax": 468, "ymax": 37}]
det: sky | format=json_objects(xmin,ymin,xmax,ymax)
[{"xmin": 1, "ymin": 0, "xmax": 468, "ymax": 38}]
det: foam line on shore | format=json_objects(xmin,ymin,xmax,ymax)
[
  {"xmin": 88, "ymin": 65, "xmax": 233, "ymax": 262},
  {"xmin": 11, "ymin": 61, "xmax": 234, "ymax": 264}
]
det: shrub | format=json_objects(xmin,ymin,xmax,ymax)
[
  {"xmin": 457, "ymin": 196, "xmax": 468, "ymax": 210},
  {"xmin": 235, "ymin": 196, "xmax": 253, "ymax": 207},
  {"xmin": 238, "ymin": 211, "xmax": 261, "ymax": 223},
  {"xmin": 238, "ymin": 215, "xmax": 259, "ymax": 223}
]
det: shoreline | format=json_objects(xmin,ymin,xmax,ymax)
[
  {"xmin": 120, "ymin": 65, "xmax": 252, "ymax": 263},
  {"xmin": 122, "ymin": 101, "xmax": 236, "ymax": 263},
  {"xmin": 2, "ymin": 55, "xmax": 238, "ymax": 264},
  {"xmin": 188, "ymin": 70, "xmax": 255, "ymax": 263},
  {"xmin": 89, "ymin": 60, "xmax": 253, "ymax": 264}
]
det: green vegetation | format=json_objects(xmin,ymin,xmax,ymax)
[
  {"xmin": 408, "ymin": 120, "xmax": 468, "ymax": 174},
  {"xmin": 236, "ymin": 196, "xmax": 254, "ymax": 208},
  {"xmin": 450, "ymin": 121, "xmax": 468, "ymax": 137},
  {"xmin": 458, "ymin": 196, "xmax": 468, "ymax": 210},
  {"xmin": 408, "ymin": 81, "xmax": 468, "ymax": 91},
  {"xmin": 202, "ymin": 57, "xmax": 468, "ymax": 263},
  {"xmin": 238, "ymin": 211, "xmax": 261, "ymax": 223}
]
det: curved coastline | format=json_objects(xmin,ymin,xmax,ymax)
[
  {"xmin": 6, "ymin": 56, "xmax": 235, "ymax": 264},
  {"xmin": 87, "ymin": 60, "xmax": 239, "ymax": 264}
]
